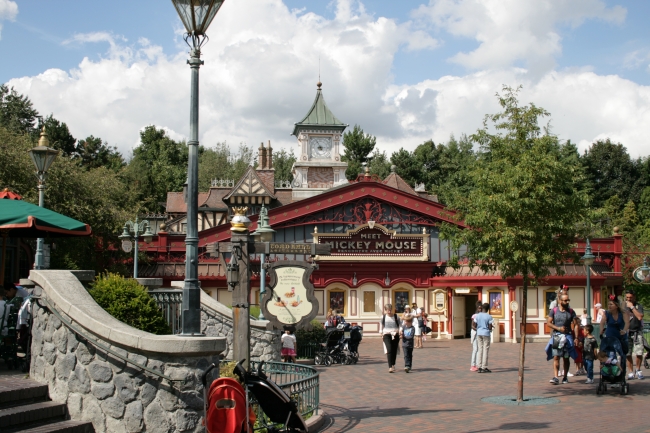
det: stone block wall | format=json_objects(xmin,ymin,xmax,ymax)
[
  {"xmin": 200, "ymin": 304, "xmax": 281, "ymax": 362},
  {"xmin": 31, "ymin": 302, "xmax": 218, "ymax": 433},
  {"xmin": 307, "ymin": 167, "xmax": 334, "ymax": 188}
]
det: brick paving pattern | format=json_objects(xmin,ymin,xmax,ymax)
[{"xmin": 317, "ymin": 338, "xmax": 650, "ymax": 433}]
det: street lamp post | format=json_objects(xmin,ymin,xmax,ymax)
[
  {"xmin": 171, "ymin": 0, "xmax": 225, "ymax": 335},
  {"xmin": 581, "ymin": 238, "xmax": 596, "ymax": 325},
  {"xmin": 119, "ymin": 218, "xmax": 153, "ymax": 279},
  {"xmin": 252, "ymin": 205, "xmax": 275, "ymax": 320},
  {"xmin": 28, "ymin": 127, "xmax": 59, "ymax": 270}
]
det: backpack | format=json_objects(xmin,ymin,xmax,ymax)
[{"xmin": 205, "ymin": 377, "xmax": 256, "ymax": 433}]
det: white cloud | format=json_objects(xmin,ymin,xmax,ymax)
[
  {"xmin": 0, "ymin": 0, "xmax": 18, "ymax": 41},
  {"xmin": 5, "ymin": 0, "xmax": 650, "ymax": 166},
  {"xmin": 412, "ymin": 0, "xmax": 626, "ymax": 75}
]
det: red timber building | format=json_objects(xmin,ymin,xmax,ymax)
[{"xmin": 139, "ymin": 83, "xmax": 624, "ymax": 341}]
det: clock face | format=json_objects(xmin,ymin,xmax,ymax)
[{"xmin": 309, "ymin": 137, "xmax": 332, "ymax": 159}]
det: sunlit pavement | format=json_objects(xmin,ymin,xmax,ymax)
[{"xmin": 317, "ymin": 338, "xmax": 650, "ymax": 433}]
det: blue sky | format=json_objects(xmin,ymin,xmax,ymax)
[{"xmin": 1, "ymin": 0, "xmax": 649, "ymax": 157}]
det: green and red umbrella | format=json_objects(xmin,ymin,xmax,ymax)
[{"xmin": 0, "ymin": 188, "xmax": 91, "ymax": 285}]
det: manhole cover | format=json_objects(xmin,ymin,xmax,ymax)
[{"xmin": 481, "ymin": 395, "xmax": 560, "ymax": 406}]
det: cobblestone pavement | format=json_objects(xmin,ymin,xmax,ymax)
[{"xmin": 317, "ymin": 338, "xmax": 650, "ymax": 433}]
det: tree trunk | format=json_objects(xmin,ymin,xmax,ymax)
[{"xmin": 517, "ymin": 272, "xmax": 528, "ymax": 402}]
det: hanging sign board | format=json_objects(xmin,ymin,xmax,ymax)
[
  {"xmin": 261, "ymin": 261, "xmax": 319, "ymax": 330},
  {"xmin": 632, "ymin": 266, "xmax": 650, "ymax": 284},
  {"xmin": 121, "ymin": 240, "xmax": 133, "ymax": 253}
]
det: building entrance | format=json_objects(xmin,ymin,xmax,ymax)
[{"xmin": 464, "ymin": 294, "xmax": 479, "ymax": 338}]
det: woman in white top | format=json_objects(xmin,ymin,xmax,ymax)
[{"xmin": 379, "ymin": 304, "xmax": 400, "ymax": 373}]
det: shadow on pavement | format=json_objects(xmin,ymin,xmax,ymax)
[{"xmin": 467, "ymin": 422, "xmax": 551, "ymax": 432}]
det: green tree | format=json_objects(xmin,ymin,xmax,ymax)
[
  {"xmin": 75, "ymin": 135, "xmax": 125, "ymax": 171},
  {"xmin": 342, "ymin": 125, "xmax": 376, "ymax": 180},
  {"xmin": 42, "ymin": 114, "xmax": 77, "ymax": 156},
  {"xmin": 582, "ymin": 139, "xmax": 643, "ymax": 208},
  {"xmin": 390, "ymin": 147, "xmax": 423, "ymax": 186},
  {"xmin": 125, "ymin": 126, "xmax": 188, "ymax": 211},
  {"xmin": 272, "ymin": 148, "xmax": 296, "ymax": 185},
  {"xmin": 0, "ymin": 84, "xmax": 39, "ymax": 134},
  {"xmin": 198, "ymin": 142, "xmax": 256, "ymax": 191},
  {"xmin": 441, "ymin": 86, "xmax": 589, "ymax": 402},
  {"xmin": 367, "ymin": 150, "xmax": 392, "ymax": 179}
]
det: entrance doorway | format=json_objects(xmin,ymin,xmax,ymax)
[{"xmin": 464, "ymin": 295, "xmax": 479, "ymax": 338}]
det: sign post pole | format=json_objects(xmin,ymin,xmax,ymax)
[
  {"xmin": 510, "ymin": 300, "xmax": 519, "ymax": 344},
  {"xmin": 436, "ymin": 314, "xmax": 442, "ymax": 340}
]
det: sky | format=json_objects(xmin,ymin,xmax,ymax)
[{"xmin": 1, "ymin": 0, "xmax": 650, "ymax": 160}]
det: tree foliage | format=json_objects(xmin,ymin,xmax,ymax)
[
  {"xmin": 341, "ymin": 124, "xmax": 377, "ymax": 180},
  {"xmin": 198, "ymin": 142, "xmax": 256, "ymax": 191},
  {"xmin": 89, "ymin": 273, "xmax": 171, "ymax": 335},
  {"xmin": 0, "ymin": 84, "xmax": 38, "ymax": 134},
  {"xmin": 440, "ymin": 86, "xmax": 589, "ymax": 401}
]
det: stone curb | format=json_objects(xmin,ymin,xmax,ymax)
[{"xmin": 306, "ymin": 410, "xmax": 326, "ymax": 433}]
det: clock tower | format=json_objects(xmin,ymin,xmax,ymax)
[{"xmin": 291, "ymin": 82, "xmax": 349, "ymax": 200}]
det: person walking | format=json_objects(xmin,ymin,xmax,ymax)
[
  {"xmin": 380, "ymin": 304, "xmax": 400, "ymax": 373},
  {"xmin": 281, "ymin": 327, "xmax": 297, "ymax": 363},
  {"xmin": 474, "ymin": 302, "xmax": 494, "ymax": 373},
  {"xmin": 624, "ymin": 289, "xmax": 645, "ymax": 380},
  {"xmin": 583, "ymin": 324, "xmax": 598, "ymax": 384},
  {"xmin": 400, "ymin": 314, "xmax": 416, "ymax": 372},
  {"xmin": 547, "ymin": 293, "xmax": 580, "ymax": 385},
  {"xmin": 470, "ymin": 300, "xmax": 482, "ymax": 371}
]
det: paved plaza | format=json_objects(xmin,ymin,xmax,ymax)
[{"xmin": 317, "ymin": 338, "xmax": 650, "ymax": 433}]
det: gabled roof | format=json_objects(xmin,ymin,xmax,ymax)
[
  {"xmin": 292, "ymin": 83, "xmax": 348, "ymax": 136},
  {"xmin": 200, "ymin": 188, "xmax": 229, "ymax": 210},
  {"xmin": 223, "ymin": 166, "xmax": 276, "ymax": 200},
  {"xmin": 382, "ymin": 172, "xmax": 418, "ymax": 196},
  {"xmin": 166, "ymin": 192, "xmax": 210, "ymax": 213}
]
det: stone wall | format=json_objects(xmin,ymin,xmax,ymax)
[
  {"xmin": 28, "ymin": 270, "xmax": 226, "ymax": 433},
  {"xmin": 199, "ymin": 291, "xmax": 281, "ymax": 362}
]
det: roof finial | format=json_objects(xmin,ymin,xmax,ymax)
[
  {"xmin": 390, "ymin": 165, "xmax": 396, "ymax": 173},
  {"xmin": 317, "ymin": 55, "xmax": 322, "ymax": 89}
]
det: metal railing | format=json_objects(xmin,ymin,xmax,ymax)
[
  {"xmin": 243, "ymin": 360, "xmax": 319, "ymax": 430},
  {"xmin": 149, "ymin": 289, "xmax": 183, "ymax": 334},
  {"xmin": 297, "ymin": 341, "xmax": 319, "ymax": 359}
]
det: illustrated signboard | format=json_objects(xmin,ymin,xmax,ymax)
[
  {"xmin": 632, "ymin": 266, "xmax": 650, "ymax": 284},
  {"xmin": 314, "ymin": 223, "xmax": 429, "ymax": 261},
  {"xmin": 261, "ymin": 261, "xmax": 319, "ymax": 330}
]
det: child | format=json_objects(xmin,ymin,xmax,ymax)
[
  {"xmin": 281, "ymin": 327, "xmax": 297, "ymax": 363},
  {"xmin": 574, "ymin": 323, "xmax": 585, "ymax": 376},
  {"xmin": 597, "ymin": 350, "xmax": 621, "ymax": 378},
  {"xmin": 400, "ymin": 315, "xmax": 416, "ymax": 372},
  {"xmin": 582, "ymin": 324, "xmax": 598, "ymax": 384}
]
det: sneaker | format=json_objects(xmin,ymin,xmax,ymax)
[
  {"xmin": 550, "ymin": 377, "xmax": 559, "ymax": 385},
  {"xmin": 628, "ymin": 373, "xmax": 635, "ymax": 380},
  {"xmin": 585, "ymin": 378, "xmax": 594, "ymax": 384},
  {"xmin": 482, "ymin": 368, "xmax": 492, "ymax": 373},
  {"xmin": 574, "ymin": 370, "xmax": 582, "ymax": 376},
  {"xmin": 405, "ymin": 367, "xmax": 410, "ymax": 373},
  {"xmin": 581, "ymin": 368, "xmax": 587, "ymax": 375},
  {"xmin": 470, "ymin": 366, "xmax": 478, "ymax": 371},
  {"xmin": 566, "ymin": 371, "xmax": 574, "ymax": 377},
  {"xmin": 478, "ymin": 368, "xmax": 485, "ymax": 373},
  {"xmin": 637, "ymin": 371, "xmax": 644, "ymax": 380},
  {"xmin": 562, "ymin": 377, "xmax": 569, "ymax": 384},
  {"xmin": 558, "ymin": 370, "xmax": 564, "ymax": 376}
]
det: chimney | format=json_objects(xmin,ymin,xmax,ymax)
[
  {"xmin": 256, "ymin": 140, "xmax": 275, "ymax": 191},
  {"xmin": 258, "ymin": 142, "xmax": 267, "ymax": 169}
]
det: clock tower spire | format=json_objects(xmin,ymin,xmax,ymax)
[{"xmin": 291, "ymin": 82, "xmax": 349, "ymax": 199}]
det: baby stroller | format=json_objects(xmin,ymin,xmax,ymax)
[
  {"xmin": 314, "ymin": 327, "xmax": 349, "ymax": 366},
  {"xmin": 340, "ymin": 325, "xmax": 362, "ymax": 364},
  {"xmin": 202, "ymin": 360, "xmax": 308, "ymax": 433},
  {"xmin": 597, "ymin": 336, "xmax": 629, "ymax": 395},
  {"xmin": 0, "ymin": 296, "xmax": 22, "ymax": 370}
]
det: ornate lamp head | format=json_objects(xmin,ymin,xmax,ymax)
[{"xmin": 230, "ymin": 206, "xmax": 251, "ymax": 232}]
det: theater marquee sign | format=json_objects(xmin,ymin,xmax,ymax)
[{"xmin": 313, "ymin": 223, "xmax": 429, "ymax": 261}]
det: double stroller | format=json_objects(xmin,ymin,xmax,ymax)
[
  {"xmin": 597, "ymin": 336, "xmax": 630, "ymax": 395},
  {"xmin": 315, "ymin": 323, "xmax": 362, "ymax": 366}
]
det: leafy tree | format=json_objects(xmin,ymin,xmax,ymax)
[
  {"xmin": 440, "ymin": 86, "xmax": 589, "ymax": 402},
  {"xmin": 432, "ymin": 135, "xmax": 476, "ymax": 203},
  {"xmin": 89, "ymin": 273, "xmax": 171, "ymax": 335},
  {"xmin": 390, "ymin": 147, "xmax": 423, "ymax": 186},
  {"xmin": 0, "ymin": 84, "xmax": 39, "ymax": 134},
  {"xmin": 198, "ymin": 142, "xmax": 256, "ymax": 191},
  {"xmin": 125, "ymin": 125, "xmax": 188, "ymax": 211},
  {"xmin": 42, "ymin": 114, "xmax": 77, "ymax": 156},
  {"xmin": 582, "ymin": 139, "xmax": 643, "ymax": 208},
  {"xmin": 342, "ymin": 124, "xmax": 376, "ymax": 180},
  {"xmin": 75, "ymin": 135, "xmax": 125, "ymax": 171},
  {"xmin": 367, "ymin": 150, "xmax": 392, "ymax": 179},
  {"xmin": 272, "ymin": 148, "xmax": 296, "ymax": 185}
]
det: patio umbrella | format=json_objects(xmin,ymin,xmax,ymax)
[{"xmin": 0, "ymin": 189, "xmax": 91, "ymax": 286}]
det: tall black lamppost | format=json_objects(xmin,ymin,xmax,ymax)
[
  {"xmin": 171, "ymin": 0, "xmax": 225, "ymax": 335},
  {"xmin": 28, "ymin": 127, "xmax": 59, "ymax": 270}
]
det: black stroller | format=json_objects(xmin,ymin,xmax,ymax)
[
  {"xmin": 597, "ymin": 336, "xmax": 629, "ymax": 395},
  {"xmin": 340, "ymin": 324, "xmax": 362, "ymax": 364},
  {"xmin": 315, "ymin": 327, "xmax": 348, "ymax": 366}
]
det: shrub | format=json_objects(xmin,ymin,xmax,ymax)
[
  {"xmin": 89, "ymin": 273, "xmax": 171, "ymax": 335},
  {"xmin": 295, "ymin": 319, "xmax": 326, "ymax": 347}
]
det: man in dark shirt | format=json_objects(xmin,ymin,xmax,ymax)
[
  {"xmin": 625, "ymin": 289, "xmax": 645, "ymax": 380},
  {"xmin": 547, "ymin": 293, "xmax": 580, "ymax": 384}
]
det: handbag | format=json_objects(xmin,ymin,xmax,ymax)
[{"xmin": 552, "ymin": 333, "xmax": 562, "ymax": 349}]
